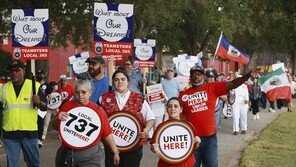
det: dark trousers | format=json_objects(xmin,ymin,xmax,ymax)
[
  {"xmin": 260, "ymin": 92, "xmax": 267, "ymax": 108},
  {"xmin": 37, "ymin": 115, "xmax": 44, "ymax": 140},
  {"xmin": 105, "ymin": 146, "xmax": 143, "ymax": 167},
  {"xmin": 194, "ymin": 133, "xmax": 218, "ymax": 167},
  {"xmin": 251, "ymin": 98, "xmax": 260, "ymax": 115},
  {"xmin": 276, "ymin": 99, "xmax": 284, "ymax": 109},
  {"xmin": 269, "ymin": 100, "xmax": 275, "ymax": 109}
]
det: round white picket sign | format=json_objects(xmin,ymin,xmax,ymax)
[
  {"xmin": 59, "ymin": 107, "xmax": 101, "ymax": 149},
  {"xmin": 47, "ymin": 92, "xmax": 62, "ymax": 110},
  {"xmin": 108, "ymin": 111, "xmax": 142, "ymax": 152},
  {"xmin": 152, "ymin": 120, "xmax": 196, "ymax": 164},
  {"xmin": 222, "ymin": 104, "xmax": 233, "ymax": 118}
]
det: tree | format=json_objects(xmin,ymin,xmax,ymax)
[{"xmin": 0, "ymin": 0, "xmax": 295, "ymax": 64}]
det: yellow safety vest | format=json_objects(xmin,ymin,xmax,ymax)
[{"xmin": 0, "ymin": 79, "xmax": 40, "ymax": 131}]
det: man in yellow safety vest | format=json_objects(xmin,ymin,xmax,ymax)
[{"xmin": 0, "ymin": 60, "xmax": 47, "ymax": 167}]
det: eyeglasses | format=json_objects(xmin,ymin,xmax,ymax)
[
  {"xmin": 75, "ymin": 90, "xmax": 88, "ymax": 95},
  {"xmin": 124, "ymin": 63, "xmax": 131, "ymax": 66},
  {"xmin": 9, "ymin": 68, "xmax": 22, "ymax": 73}
]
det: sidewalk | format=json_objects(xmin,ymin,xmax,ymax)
[
  {"xmin": 140, "ymin": 104, "xmax": 287, "ymax": 167},
  {"xmin": 217, "ymin": 106, "xmax": 287, "ymax": 167},
  {"xmin": 0, "ymin": 102, "xmax": 290, "ymax": 167}
]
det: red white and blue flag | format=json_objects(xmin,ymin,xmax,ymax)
[{"xmin": 215, "ymin": 34, "xmax": 250, "ymax": 65}]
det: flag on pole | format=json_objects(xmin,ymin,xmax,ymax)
[
  {"xmin": 258, "ymin": 68, "xmax": 291, "ymax": 101},
  {"xmin": 214, "ymin": 34, "xmax": 250, "ymax": 65}
]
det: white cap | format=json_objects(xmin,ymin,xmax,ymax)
[
  {"xmin": 60, "ymin": 74, "xmax": 67, "ymax": 79},
  {"xmin": 59, "ymin": 74, "xmax": 72, "ymax": 80}
]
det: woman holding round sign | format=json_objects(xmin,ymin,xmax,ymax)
[
  {"xmin": 151, "ymin": 97, "xmax": 201, "ymax": 167},
  {"xmin": 56, "ymin": 80, "xmax": 119, "ymax": 167},
  {"xmin": 100, "ymin": 70, "xmax": 155, "ymax": 167}
]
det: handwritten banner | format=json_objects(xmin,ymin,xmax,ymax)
[
  {"xmin": 59, "ymin": 107, "xmax": 102, "ymax": 149},
  {"xmin": 93, "ymin": 3, "xmax": 133, "ymax": 59},
  {"xmin": 108, "ymin": 111, "xmax": 142, "ymax": 152},
  {"xmin": 134, "ymin": 39, "xmax": 156, "ymax": 68},
  {"xmin": 12, "ymin": 9, "xmax": 49, "ymax": 60},
  {"xmin": 152, "ymin": 120, "xmax": 196, "ymax": 164}
]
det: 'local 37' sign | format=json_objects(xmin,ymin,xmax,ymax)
[
  {"xmin": 12, "ymin": 9, "xmax": 49, "ymax": 60},
  {"xmin": 133, "ymin": 39, "xmax": 156, "ymax": 68},
  {"xmin": 93, "ymin": 3, "xmax": 133, "ymax": 61}
]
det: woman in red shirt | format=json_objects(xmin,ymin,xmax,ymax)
[
  {"xmin": 56, "ymin": 79, "xmax": 119, "ymax": 167},
  {"xmin": 151, "ymin": 97, "xmax": 201, "ymax": 167}
]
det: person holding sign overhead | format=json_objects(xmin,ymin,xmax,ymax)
[
  {"xmin": 100, "ymin": 70, "xmax": 155, "ymax": 167},
  {"xmin": 179, "ymin": 64, "xmax": 256, "ymax": 167},
  {"xmin": 56, "ymin": 80, "xmax": 119, "ymax": 167},
  {"xmin": 151, "ymin": 97, "xmax": 201, "ymax": 167}
]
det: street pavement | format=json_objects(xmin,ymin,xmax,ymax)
[{"xmin": 0, "ymin": 105, "xmax": 288, "ymax": 167}]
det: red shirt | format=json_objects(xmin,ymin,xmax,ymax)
[
  {"xmin": 157, "ymin": 155, "xmax": 195, "ymax": 167},
  {"xmin": 56, "ymin": 84, "xmax": 75, "ymax": 102},
  {"xmin": 59, "ymin": 101, "xmax": 112, "ymax": 148},
  {"xmin": 179, "ymin": 82, "xmax": 228, "ymax": 137}
]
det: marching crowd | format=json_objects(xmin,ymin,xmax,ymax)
[{"xmin": 0, "ymin": 57, "xmax": 294, "ymax": 167}]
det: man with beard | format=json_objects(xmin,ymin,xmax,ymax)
[
  {"xmin": 85, "ymin": 56, "xmax": 110, "ymax": 104},
  {"xmin": 81, "ymin": 56, "xmax": 110, "ymax": 166}
]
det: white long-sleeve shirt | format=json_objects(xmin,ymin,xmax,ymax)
[{"xmin": 232, "ymin": 83, "xmax": 249, "ymax": 107}]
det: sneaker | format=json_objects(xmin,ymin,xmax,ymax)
[
  {"xmin": 233, "ymin": 132, "xmax": 238, "ymax": 135},
  {"xmin": 241, "ymin": 130, "xmax": 246, "ymax": 134},
  {"xmin": 271, "ymin": 109, "xmax": 276, "ymax": 113},
  {"xmin": 256, "ymin": 113, "xmax": 260, "ymax": 119},
  {"xmin": 253, "ymin": 115, "xmax": 257, "ymax": 120},
  {"xmin": 38, "ymin": 140, "xmax": 43, "ymax": 148}
]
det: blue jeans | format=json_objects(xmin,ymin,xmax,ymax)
[
  {"xmin": 215, "ymin": 100, "xmax": 224, "ymax": 128},
  {"xmin": 3, "ymin": 138, "xmax": 40, "ymax": 167},
  {"xmin": 194, "ymin": 133, "xmax": 218, "ymax": 167}
]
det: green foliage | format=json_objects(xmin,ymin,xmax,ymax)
[
  {"xmin": 0, "ymin": 49, "xmax": 12, "ymax": 77},
  {"xmin": 0, "ymin": 0, "xmax": 295, "ymax": 56}
]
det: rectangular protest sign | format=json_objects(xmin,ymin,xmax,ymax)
[
  {"xmin": 12, "ymin": 9, "xmax": 49, "ymax": 60},
  {"xmin": 133, "ymin": 39, "xmax": 156, "ymax": 68},
  {"xmin": 93, "ymin": 3, "xmax": 133, "ymax": 60},
  {"xmin": 146, "ymin": 84, "xmax": 165, "ymax": 103}
]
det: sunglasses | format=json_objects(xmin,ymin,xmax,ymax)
[
  {"xmin": 75, "ymin": 90, "xmax": 88, "ymax": 95},
  {"xmin": 124, "ymin": 63, "xmax": 132, "ymax": 66},
  {"xmin": 9, "ymin": 68, "xmax": 23, "ymax": 73}
]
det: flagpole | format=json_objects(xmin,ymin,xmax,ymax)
[
  {"xmin": 214, "ymin": 31, "xmax": 223, "ymax": 57},
  {"xmin": 211, "ymin": 32, "xmax": 223, "ymax": 68}
]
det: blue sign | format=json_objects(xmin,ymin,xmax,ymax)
[
  {"xmin": 12, "ymin": 9, "xmax": 49, "ymax": 47},
  {"xmin": 134, "ymin": 39, "xmax": 156, "ymax": 61},
  {"xmin": 94, "ymin": 3, "xmax": 134, "ymax": 43}
]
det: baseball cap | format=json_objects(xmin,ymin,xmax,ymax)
[
  {"xmin": 166, "ymin": 67, "xmax": 174, "ymax": 72},
  {"xmin": 85, "ymin": 56, "xmax": 105, "ymax": 64},
  {"xmin": 190, "ymin": 64, "xmax": 204, "ymax": 74},
  {"xmin": 59, "ymin": 74, "xmax": 68, "ymax": 80},
  {"xmin": 36, "ymin": 69, "xmax": 45, "ymax": 75},
  {"xmin": 7, "ymin": 60, "xmax": 25, "ymax": 71}
]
